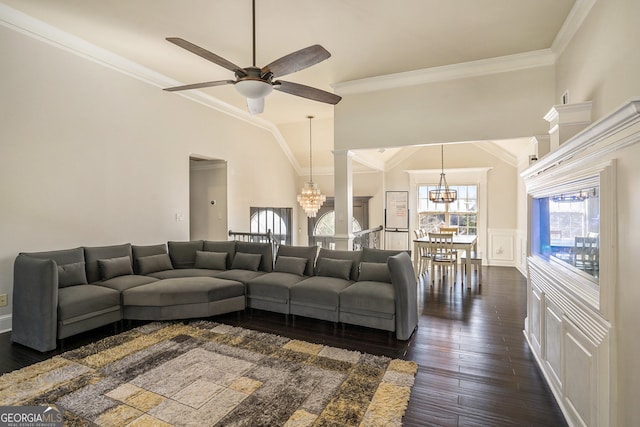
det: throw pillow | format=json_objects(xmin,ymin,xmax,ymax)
[
  {"xmin": 194, "ymin": 251, "xmax": 227, "ymax": 270},
  {"xmin": 274, "ymin": 256, "xmax": 308, "ymax": 276},
  {"xmin": 315, "ymin": 258, "xmax": 352, "ymax": 280},
  {"xmin": 358, "ymin": 262, "xmax": 392, "ymax": 283},
  {"xmin": 97, "ymin": 256, "xmax": 133, "ymax": 280},
  {"xmin": 231, "ymin": 252, "xmax": 262, "ymax": 271},
  {"xmin": 137, "ymin": 253, "xmax": 174, "ymax": 275},
  {"xmin": 57, "ymin": 262, "xmax": 88, "ymax": 288}
]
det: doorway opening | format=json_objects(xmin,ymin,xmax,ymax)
[{"xmin": 189, "ymin": 156, "xmax": 227, "ymax": 241}]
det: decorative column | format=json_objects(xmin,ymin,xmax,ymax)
[
  {"xmin": 530, "ymin": 134, "xmax": 551, "ymax": 161},
  {"xmin": 544, "ymin": 101, "xmax": 592, "ymax": 151},
  {"xmin": 333, "ymin": 149, "xmax": 354, "ymax": 250}
]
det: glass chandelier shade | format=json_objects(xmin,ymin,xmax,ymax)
[
  {"xmin": 297, "ymin": 181, "xmax": 326, "ymax": 218},
  {"xmin": 429, "ymin": 145, "xmax": 457, "ymax": 204},
  {"xmin": 298, "ymin": 115, "xmax": 326, "ymax": 217}
]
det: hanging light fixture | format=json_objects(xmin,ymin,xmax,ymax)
[
  {"xmin": 429, "ymin": 145, "xmax": 457, "ymax": 203},
  {"xmin": 298, "ymin": 115, "xmax": 326, "ymax": 217}
]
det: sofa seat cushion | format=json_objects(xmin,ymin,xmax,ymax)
[
  {"xmin": 246, "ymin": 272, "xmax": 306, "ymax": 303},
  {"xmin": 340, "ymin": 281, "xmax": 395, "ymax": 316},
  {"xmin": 98, "ymin": 275, "xmax": 159, "ymax": 292},
  {"xmin": 290, "ymin": 276, "xmax": 353, "ymax": 309},
  {"xmin": 123, "ymin": 277, "xmax": 244, "ymax": 307},
  {"xmin": 215, "ymin": 269, "xmax": 265, "ymax": 284},
  {"xmin": 58, "ymin": 285, "xmax": 121, "ymax": 325},
  {"xmin": 147, "ymin": 268, "xmax": 224, "ymax": 279}
]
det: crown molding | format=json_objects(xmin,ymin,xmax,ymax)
[
  {"xmin": 332, "ymin": 49, "xmax": 555, "ymax": 95},
  {"xmin": 0, "ymin": 3, "xmax": 303, "ymax": 176},
  {"xmin": 522, "ymin": 98, "xmax": 640, "ymax": 181},
  {"xmin": 474, "ymin": 141, "xmax": 519, "ymax": 167},
  {"xmin": 550, "ymin": 0, "xmax": 599, "ymax": 57}
]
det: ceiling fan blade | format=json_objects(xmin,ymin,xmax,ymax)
[
  {"xmin": 262, "ymin": 45, "xmax": 331, "ymax": 78},
  {"xmin": 163, "ymin": 80, "xmax": 235, "ymax": 92},
  {"xmin": 166, "ymin": 37, "xmax": 244, "ymax": 74},
  {"xmin": 274, "ymin": 81, "xmax": 342, "ymax": 105},
  {"xmin": 247, "ymin": 97, "xmax": 265, "ymax": 115}
]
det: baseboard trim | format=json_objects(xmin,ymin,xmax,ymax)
[{"xmin": 0, "ymin": 314, "xmax": 12, "ymax": 334}]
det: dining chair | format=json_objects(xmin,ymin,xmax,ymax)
[
  {"xmin": 439, "ymin": 226, "xmax": 458, "ymax": 235},
  {"xmin": 572, "ymin": 236, "xmax": 599, "ymax": 271},
  {"xmin": 460, "ymin": 251, "xmax": 482, "ymax": 285},
  {"xmin": 413, "ymin": 229, "xmax": 430, "ymax": 276},
  {"xmin": 428, "ymin": 232, "xmax": 458, "ymax": 286}
]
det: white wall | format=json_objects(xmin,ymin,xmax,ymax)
[
  {"xmin": 0, "ymin": 26, "xmax": 299, "ymax": 325},
  {"xmin": 553, "ymin": 0, "xmax": 640, "ymax": 424}
]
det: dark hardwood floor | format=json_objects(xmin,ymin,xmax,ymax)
[{"xmin": 0, "ymin": 266, "xmax": 566, "ymax": 426}]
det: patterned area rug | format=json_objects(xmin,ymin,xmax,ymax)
[{"xmin": 0, "ymin": 321, "xmax": 417, "ymax": 426}]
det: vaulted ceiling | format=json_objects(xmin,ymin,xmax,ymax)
[{"xmin": 2, "ymin": 0, "xmax": 580, "ymax": 169}]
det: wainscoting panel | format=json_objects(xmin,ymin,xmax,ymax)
[
  {"xmin": 545, "ymin": 301, "xmax": 562, "ymax": 389},
  {"xmin": 563, "ymin": 319, "xmax": 595, "ymax": 427},
  {"xmin": 530, "ymin": 284, "xmax": 542, "ymax": 355},
  {"xmin": 487, "ymin": 228, "xmax": 515, "ymax": 267},
  {"xmin": 526, "ymin": 258, "xmax": 610, "ymax": 426}
]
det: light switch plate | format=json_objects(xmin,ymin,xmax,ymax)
[{"xmin": 0, "ymin": 294, "xmax": 7, "ymax": 307}]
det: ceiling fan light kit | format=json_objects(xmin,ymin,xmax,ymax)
[{"xmin": 163, "ymin": 0, "xmax": 341, "ymax": 114}]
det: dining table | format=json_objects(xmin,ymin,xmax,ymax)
[{"xmin": 413, "ymin": 234, "xmax": 478, "ymax": 288}]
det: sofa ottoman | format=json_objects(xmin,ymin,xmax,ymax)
[{"xmin": 122, "ymin": 276, "xmax": 245, "ymax": 320}]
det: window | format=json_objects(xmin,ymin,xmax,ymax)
[
  {"xmin": 417, "ymin": 184, "xmax": 478, "ymax": 235},
  {"xmin": 531, "ymin": 187, "xmax": 600, "ymax": 279},
  {"xmin": 250, "ymin": 207, "xmax": 292, "ymax": 245},
  {"xmin": 312, "ymin": 211, "xmax": 362, "ymax": 250},
  {"xmin": 313, "ymin": 211, "xmax": 362, "ymax": 236}
]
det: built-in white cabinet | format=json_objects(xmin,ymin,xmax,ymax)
[{"xmin": 522, "ymin": 99, "xmax": 640, "ymax": 426}]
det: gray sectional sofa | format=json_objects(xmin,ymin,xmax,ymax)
[{"xmin": 12, "ymin": 241, "xmax": 417, "ymax": 352}]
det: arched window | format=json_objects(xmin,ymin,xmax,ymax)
[
  {"xmin": 312, "ymin": 211, "xmax": 362, "ymax": 236},
  {"xmin": 250, "ymin": 207, "xmax": 292, "ymax": 244}
]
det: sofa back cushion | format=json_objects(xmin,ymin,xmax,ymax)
[
  {"xmin": 316, "ymin": 248, "xmax": 362, "ymax": 281},
  {"xmin": 203, "ymin": 240, "xmax": 236, "ymax": 270},
  {"xmin": 98, "ymin": 256, "xmax": 134, "ymax": 280},
  {"xmin": 358, "ymin": 262, "xmax": 392, "ymax": 283},
  {"xmin": 21, "ymin": 247, "xmax": 87, "ymax": 288},
  {"xmin": 57, "ymin": 262, "xmax": 88, "ymax": 287},
  {"xmin": 132, "ymin": 244, "xmax": 167, "ymax": 273},
  {"xmin": 84, "ymin": 244, "xmax": 132, "ymax": 283},
  {"xmin": 168, "ymin": 240, "xmax": 204, "ymax": 269},
  {"xmin": 276, "ymin": 245, "xmax": 318, "ymax": 276},
  {"xmin": 231, "ymin": 252, "xmax": 262, "ymax": 271},
  {"xmin": 22, "ymin": 247, "xmax": 85, "ymax": 266},
  {"xmin": 361, "ymin": 247, "xmax": 407, "ymax": 264},
  {"xmin": 132, "ymin": 244, "xmax": 167, "ymax": 274},
  {"xmin": 274, "ymin": 256, "xmax": 307, "ymax": 276},
  {"xmin": 235, "ymin": 241, "xmax": 273, "ymax": 272},
  {"xmin": 315, "ymin": 257, "xmax": 352, "ymax": 280},
  {"xmin": 137, "ymin": 253, "xmax": 174, "ymax": 275},
  {"xmin": 194, "ymin": 251, "xmax": 227, "ymax": 270}
]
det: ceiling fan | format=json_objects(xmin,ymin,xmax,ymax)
[{"xmin": 163, "ymin": 0, "xmax": 342, "ymax": 114}]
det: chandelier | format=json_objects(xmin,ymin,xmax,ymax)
[
  {"xmin": 297, "ymin": 115, "xmax": 326, "ymax": 217},
  {"xmin": 429, "ymin": 145, "xmax": 457, "ymax": 203}
]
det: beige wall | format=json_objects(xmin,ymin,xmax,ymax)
[
  {"xmin": 554, "ymin": 1, "xmax": 640, "ymax": 424},
  {"xmin": 335, "ymin": 66, "xmax": 555, "ymax": 151},
  {"xmin": 0, "ymin": 26, "xmax": 299, "ymax": 322},
  {"xmin": 555, "ymin": 0, "xmax": 640, "ymax": 119}
]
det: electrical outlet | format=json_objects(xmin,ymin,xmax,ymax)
[{"xmin": 0, "ymin": 294, "xmax": 7, "ymax": 307}]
